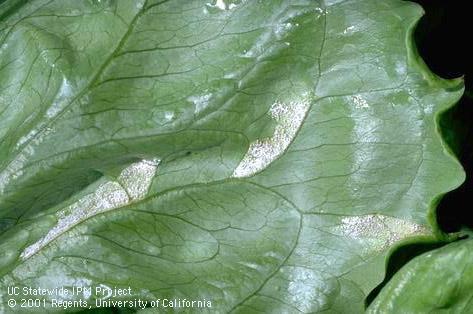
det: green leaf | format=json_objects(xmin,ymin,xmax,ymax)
[
  {"xmin": 0, "ymin": 0, "xmax": 464, "ymax": 312},
  {"xmin": 367, "ymin": 239, "xmax": 473, "ymax": 313}
]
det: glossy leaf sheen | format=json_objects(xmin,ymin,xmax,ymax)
[
  {"xmin": 0, "ymin": 0, "xmax": 464, "ymax": 313},
  {"xmin": 368, "ymin": 239, "xmax": 473, "ymax": 313}
]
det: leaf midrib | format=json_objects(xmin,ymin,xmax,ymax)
[{"xmin": 0, "ymin": 0, "xmax": 174, "ymax": 176}]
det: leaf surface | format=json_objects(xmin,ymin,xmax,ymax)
[
  {"xmin": 0, "ymin": 0, "xmax": 464, "ymax": 312},
  {"xmin": 368, "ymin": 239, "xmax": 473, "ymax": 313}
]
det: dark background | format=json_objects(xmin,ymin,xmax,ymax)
[
  {"xmin": 367, "ymin": 1, "xmax": 472, "ymax": 305},
  {"xmin": 412, "ymin": 0, "xmax": 473, "ymax": 232}
]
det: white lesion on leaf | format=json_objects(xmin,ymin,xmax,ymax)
[
  {"xmin": 338, "ymin": 214, "xmax": 429, "ymax": 251},
  {"xmin": 232, "ymin": 94, "xmax": 312, "ymax": 178},
  {"xmin": 20, "ymin": 159, "xmax": 160, "ymax": 260},
  {"xmin": 206, "ymin": 0, "xmax": 242, "ymax": 11}
]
